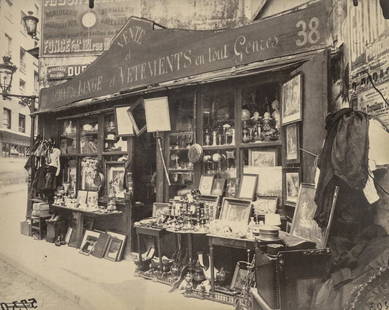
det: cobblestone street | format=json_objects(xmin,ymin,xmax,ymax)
[{"xmin": 0, "ymin": 258, "xmax": 84, "ymax": 310}]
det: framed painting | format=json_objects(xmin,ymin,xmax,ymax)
[
  {"xmin": 284, "ymin": 168, "xmax": 300, "ymax": 206},
  {"xmin": 104, "ymin": 237, "xmax": 123, "ymax": 261},
  {"xmin": 290, "ymin": 184, "xmax": 339, "ymax": 248},
  {"xmin": 252, "ymin": 196, "xmax": 278, "ymax": 216},
  {"xmin": 230, "ymin": 262, "xmax": 252, "ymax": 291},
  {"xmin": 79, "ymin": 230, "xmax": 100, "ymax": 256},
  {"xmin": 198, "ymin": 175, "xmax": 215, "ymax": 195},
  {"xmin": 281, "ymin": 73, "xmax": 303, "ymax": 125},
  {"xmin": 225, "ymin": 178, "xmax": 239, "ymax": 198},
  {"xmin": 106, "ymin": 162, "xmax": 126, "ymax": 199},
  {"xmin": 284, "ymin": 123, "xmax": 300, "ymax": 164},
  {"xmin": 105, "ymin": 232, "xmax": 127, "ymax": 261},
  {"xmin": 197, "ymin": 195, "xmax": 221, "ymax": 220},
  {"xmin": 152, "ymin": 202, "xmax": 170, "ymax": 218},
  {"xmin": 211, "ymin": 178, "xmax": 226, "ymax": 196},
  {"xmin": 238, "ymin": 174, "xmax": 258, "ymax": 201},
  {"xmin": 219, "ymin": 198, "xmax": 252, "ymax": 225},
  {"xmin": 248, "ymin": 149, "xmax": 278, "ymax": 167}
]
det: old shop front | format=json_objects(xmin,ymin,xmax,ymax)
[{"xmin": 21, "ymin": 1, "xmax": 369, "ymax": 308}]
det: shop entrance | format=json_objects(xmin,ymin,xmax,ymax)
[{"xmin": 133, "ymin": 131, "xmax": 156, "ymax": 215}]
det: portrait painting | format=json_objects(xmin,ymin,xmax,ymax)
[
  {"xmin": 285, "ymin": 123, "xmax": 299, "ymax": 163},
  {"xmin": 281, "ymin": 73, "xmax": 302, "ymax": 125},
  {"xmin": 211, "ymin": 178, "xmax": 226, "ymax": 196},
  {"xmin": 107, "ymin": 163, "xmax": 126, "ymax": 198},
  {"xmin": 285, "ymin": 170, "xmax": 300, "ymax": 205}
]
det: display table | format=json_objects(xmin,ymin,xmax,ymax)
[
  {"xmin": 135, "ymin": 225, "xmax": 167, "ymax": 272},
  {"xmin": 51, "ymin": 204, "xmax": 122, "ymax": 248},
  {"xmin": 166, "ymin": 228, "xmax": 208, "ymax": 269},
  {"xmin": 207, "ymin": 234, "xmax": 256, "ymax": 292}
]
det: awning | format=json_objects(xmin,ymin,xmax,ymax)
[
  {"xmin": 38, "ymin": 0, "xmax": 330, "ymax": 114},
  {"xmin": 0, "ymin": 130, "xmax": 30, "ymax": 146}
]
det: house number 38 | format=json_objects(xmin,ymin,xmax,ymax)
[{"xmin": 295, "ymin": 17, "xmax": 320, "ymax": 47}]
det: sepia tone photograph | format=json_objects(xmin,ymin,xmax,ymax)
[{"xmin": 1, "ymin": 0, "xmax": 389, "ymax": 309}]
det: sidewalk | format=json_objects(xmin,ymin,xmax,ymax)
[{"xmin": 0, "ymin": 189, "xmax": 231, "ymax": 310}]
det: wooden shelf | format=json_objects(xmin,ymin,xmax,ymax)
[
  {"xmin": 169, "ymin": 131, "xmax": 193, "ymax": 136},
  {"xmin": 239, "ymin": 141, "xmax": 281, "ymax": 148},
  {"xmin": 169, "ymin": 147, "xmax": 190, "ymax": 151},
  {"xmin": 168, "ymin": 169, "xmax": 194, "ymax": 173},
  {"xmin": 202, "ymin": 145, "xmax": 236, "ymax": 150},
  {"xmin": 102, "ymin": 151, "xmax": 127, "ymax": 155}
]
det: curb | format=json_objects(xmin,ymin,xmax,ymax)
[{"xmin": 0, "ymin": 251, "xmax": 90, "ymax": 310}]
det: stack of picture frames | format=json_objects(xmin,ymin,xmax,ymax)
[
  {"xmin": 78, "ymin": 229, "xmax": 127, "ymax": 262},
  {"xmin": 281, "ymin": 73, "xmax": 303, "ymax": 210}
]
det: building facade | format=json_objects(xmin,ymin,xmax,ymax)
[{"xmin": 0, "ymin": 0, "xmax": 40, "ymax": 157}]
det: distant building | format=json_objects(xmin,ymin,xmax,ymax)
[{"xmin": 0, "ymin": 0, "xmax": 40, "ymax": 157}]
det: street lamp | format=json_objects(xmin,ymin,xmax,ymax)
[
  {"xmin": 22, "ymin": 11, "xmax": 39, "ymax": 39},
  {"xmin": 0, "ymin": 56, "xmax": 37, "ymax": 112}
]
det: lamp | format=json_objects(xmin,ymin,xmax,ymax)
[
  {"xmin": 0, "ymin": 56, "xmax": 37, "ymax": 112},
  {"xmin": 0, "ymin": 56, "xmax": 16, "ymax": 96},
  {"xmin": 22, "ymin": 11, "xmax": 39, "ymax": 39}
]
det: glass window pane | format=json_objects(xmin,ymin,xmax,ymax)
[
  {"xmin": 241, "ymin": 83, "xmax": 280, "ymax": 143},
  {"xmin": 202, "ymin": 88, "xmax": 235, "ymax": 146},
  {"xmin": 80, "ymin": 117, "xmax": 98, "ymax": 154},
  {"xmin": 60, "ymin": 120, "xmax": 77, "ymax": 154}
]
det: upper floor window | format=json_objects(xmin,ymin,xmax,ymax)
[
  {"xmin": 19, "ymin": 79, "xmax": 26, "ymax": 92},
  {"xmin": 5, "ymin": 34, "xmax": 12, "ymax": 57},
  {"xmin": 3, "ymin": 108, "xmax": 11, "ymax": 129},
  {"xmin": 19, "ymin": 114, "xmax": 26, "ymax": 133},
  {"xmin": 21, "ymin": 11, "xmax": 27, "ymax": 34},
  {"xmin": 20, "ymin": 48, "xmax": 26, "ymax": 73},
  {"xmin": 34, "ymin": 71, "xmax": 39, "ymax": 92}
]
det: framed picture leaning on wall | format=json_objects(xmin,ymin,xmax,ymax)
[{"xmin": 290, "ymin": 184, "xmax": 339, "ymax": 248}]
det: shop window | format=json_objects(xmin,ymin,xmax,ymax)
[
  {"xmin": 62, "ymin": 157, "xmax": 78, "ymax": 198},
  {"xmin": 2, "ymin": 143, "xmax": 10, "ymax": 157},
  {"xmin": 18, "ymin": 113, "xmax": 25, "ymax": 133},
  {"xmin": 59, "ymin": 120, "xmax": 77, "ymax": 154},
  {"xmin": 3, "ymin": 108, "xmax": 11, "ymax": 129},
  {"xmin": 80, "ymin": 117, "xmax": 98, "ymax": 154},
  {"xmin": 241, "ymin": 83, "xmax": 280, "ymax": 144},
  {"xmin": 202, "ymin": 87, "xmax": 235, "ymax": 146},
  {"xmin": 104, "ymin": 113, "xmax": 127, "ymax": 153},
  {"xmin": 167, "ymin": 92, "xmax": 195, "ymax": 199}
]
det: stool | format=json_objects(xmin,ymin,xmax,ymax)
[{"xmin": 31, "ymin": 216, "xmax": 50, "ymax": 240}]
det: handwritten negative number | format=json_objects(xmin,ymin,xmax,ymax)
[{"xmin": 296, "ymin": 17, "xmax": 320, "ymax": 47}]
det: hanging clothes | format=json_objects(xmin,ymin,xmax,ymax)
[{"xmin": 314, "ymin": 108, "xmax": 369, "ymax": 228}]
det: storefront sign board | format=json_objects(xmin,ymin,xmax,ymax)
[
  {"xmin": 47, "ymin": 65, "xmax": 88, "ymax": 81},
  {"xmin": 39, "ymin": 1, "xmax": 330, "ymax": 112}
]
